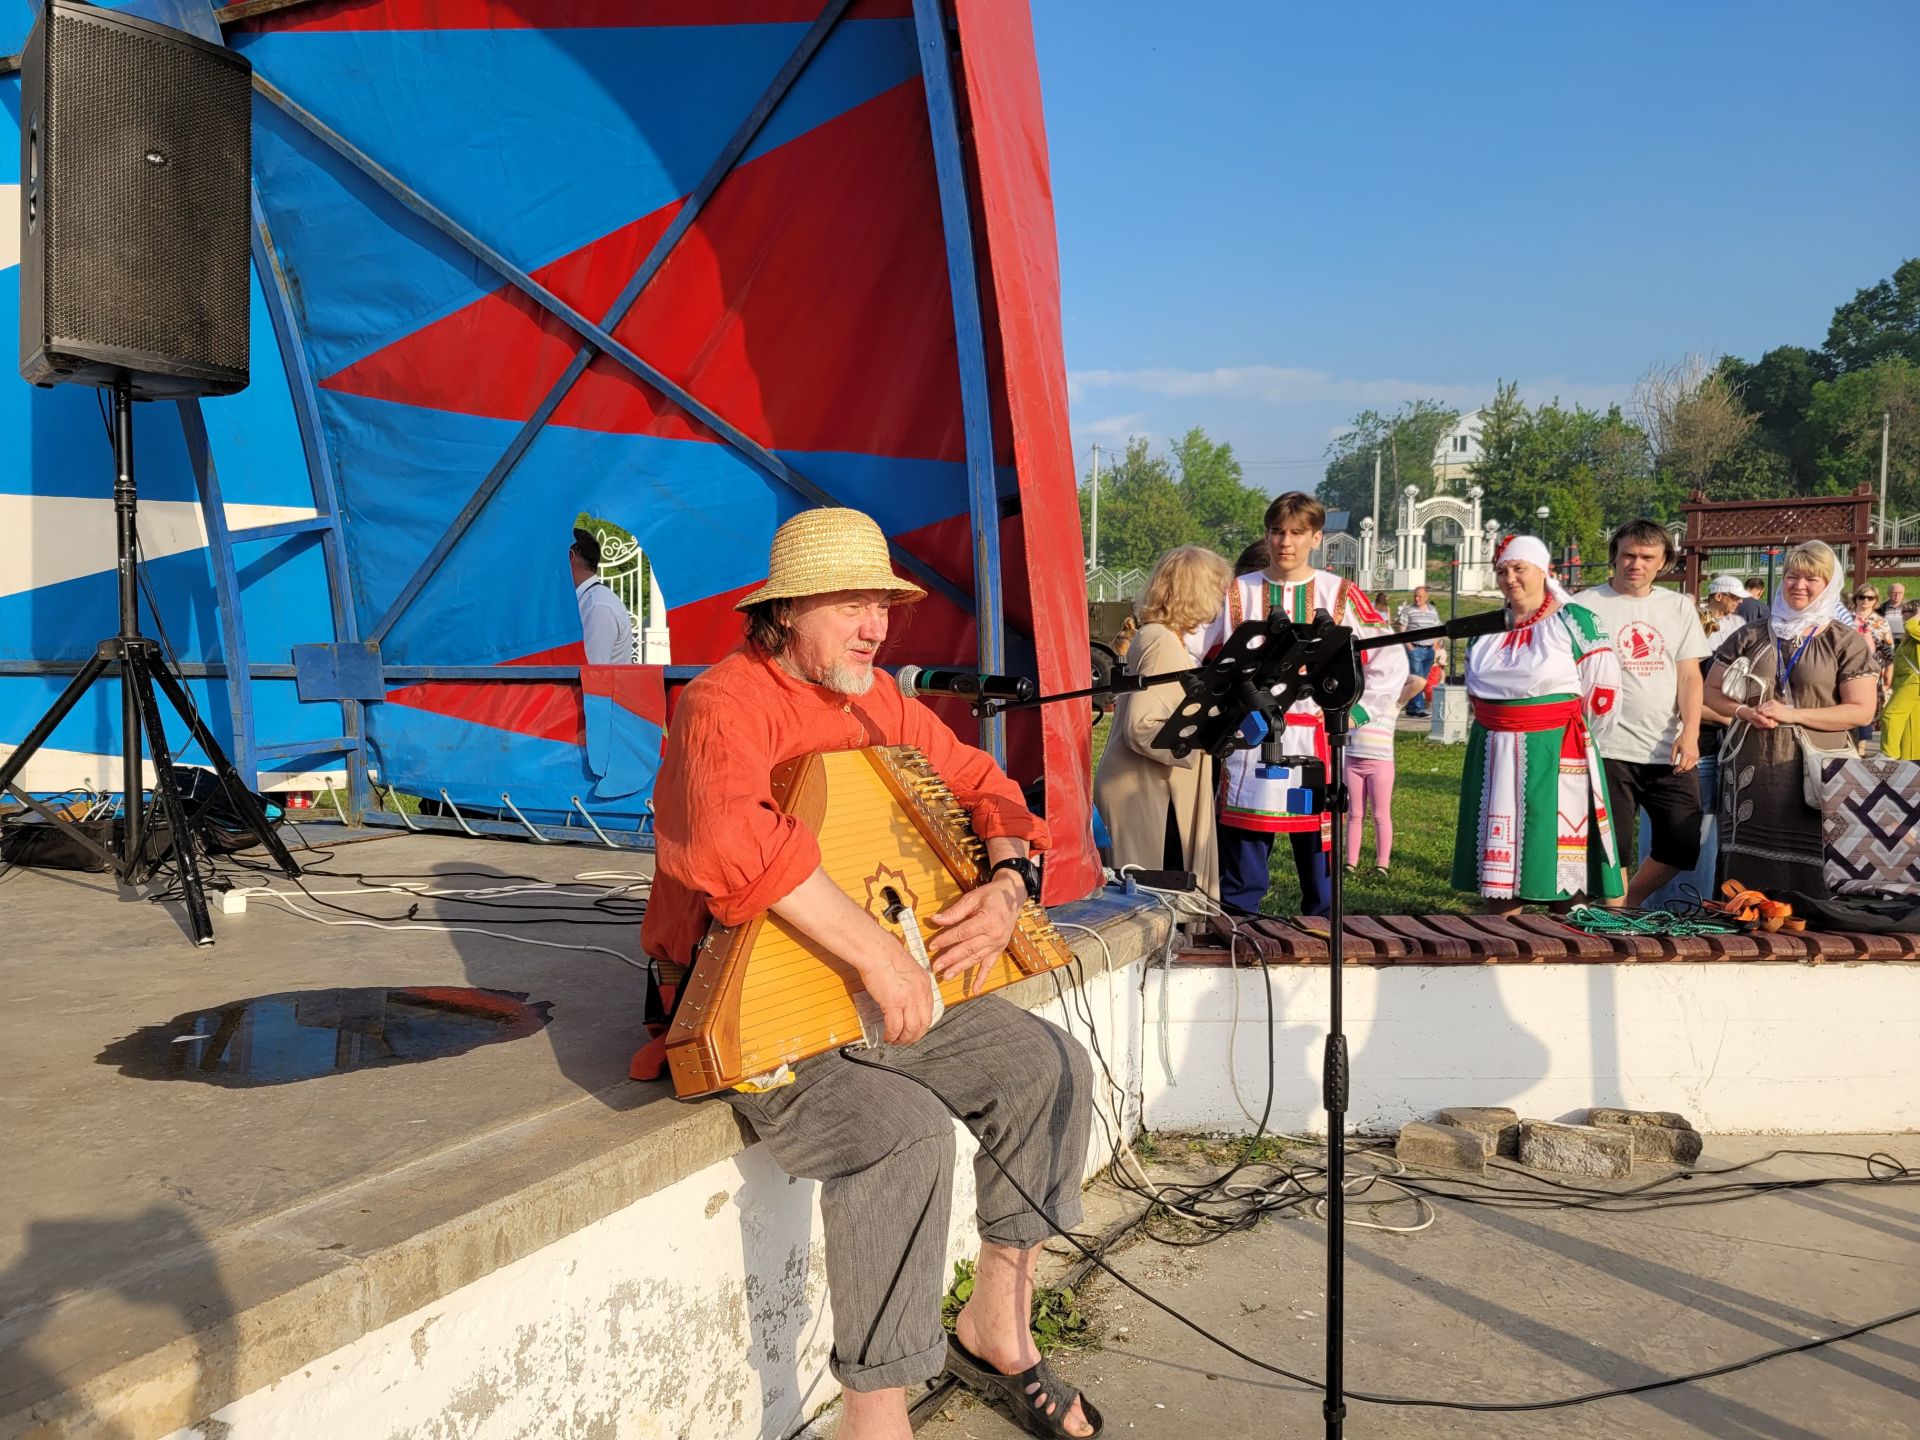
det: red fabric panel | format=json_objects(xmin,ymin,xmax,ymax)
[
  {"xmin": 323, "ymin": 81, "xmax": 967, "ymax": 464},
  {"xmin": 661, "ymin": 510, "xmax": 981, "ymax": 668},
  {"xmin": 582, "ymin": 665, "xmax": 670, "ymax": 728},
  {"xmin": 384, "ymin": 642, "xmax": 586, "ymax": 743},
  {"xmin": 953, "ymin": 0, "xmax": 1099, "ymax": 905},
  {"xmin": 235, "ymin": 0, "xmax": 911, "ymax": 35}
]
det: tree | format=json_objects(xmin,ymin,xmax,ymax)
[
  {"xmin": 1078, "ymin": 437, "xmax": 1190, "ymax": 575},
  {"xmin": 1822, "ymin": 259, "xmax": 1920, "ymax": 375},
  {"xmin": 1472, "ymin": 382, "xmax": 1655, "ymax": 565},
  {"xmin": 1170, "ymin": 427, "xmax": 1266, "ymax": 560},
  {"xmin": 1719, "ymin": 344, "xmax": 1822, "ymax": 483},
  {"xmin": 1317, "ymin": 399, "xmax": 1461, "ymax": 523},
  {"xmin": 1633, "ymin": 355, "xmax": 1758, "ymax": 498},
  {"xmin": 1801, "ymin": 357, "xmax": 1920, "ymax": 518}
]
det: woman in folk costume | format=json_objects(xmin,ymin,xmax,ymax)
[
  {"xmin": 1703, "ymin": 540, "xmax": 1876, "ymax": 896},
  {"xmin": 1094, "ymin": 545, "xmax": 1231, "ymax": 901},
  {"xmin": 1200, "ymin": 492, "xmax": 1400, "ymax": 916},
  {"xmin": 1451, "ymin": 535, "xmax": 1625, "ymax": 912}
]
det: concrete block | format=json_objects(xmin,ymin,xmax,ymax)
[
  {"xmin": 1435, "ymin": 1106, "xmax": 1520, "ymax": 1158},
  {"xmin": 1428, "ymin": 684, "xmax": 1470, "ymax": 744},
  {"xmin": 1395, "ymin": 1120, "xmax": 1486, "ymax": 1174},
  {"xmin": 1587, "ymin": 1106, "xmax": 1690, "ymax": 1130},
  {"xmin": 1587, "ymin": 1107, "xmax": 1703, "ymax": 1164},
  {"xmin": 1518, "ymin": 1120, "xmax": 1632, "ymax": 1178}
]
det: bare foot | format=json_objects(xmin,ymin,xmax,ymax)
[{"xmin": 953, "ymin": 1303, "xmax": 1095, "ymax": 1437}]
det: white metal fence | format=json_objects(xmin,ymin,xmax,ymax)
[{"xmin": 1086, "ymin": 565, "xmax": 1148, "ymax": 602}]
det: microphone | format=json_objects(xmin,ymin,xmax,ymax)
[{"xmin": 895, "ymin": 666, "xmax": 1036, "ymax": 703}]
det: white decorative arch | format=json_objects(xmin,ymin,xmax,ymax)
[{"xmin": 1392, "ymin": 485, "xmax": 1494, "ymax": 593}]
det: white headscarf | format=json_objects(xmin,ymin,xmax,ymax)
[
  {"xmin": 1770, "ymin": 559, "xmax": 1846, "ymax": 641},
  {"xmin": 1495, "ymin": 535, "xmax": 1571, "ymax": 604}
]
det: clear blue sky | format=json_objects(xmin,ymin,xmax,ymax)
[{"xmin": 1032, "ymin": 1, "xmax": 1920, "ymax": 482}]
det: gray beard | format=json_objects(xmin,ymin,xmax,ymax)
[{"xmin": 821, "ymin": 661, "xmax": 876, "ymax": 696}]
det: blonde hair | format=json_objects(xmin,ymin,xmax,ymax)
[
  {"xmin": 1782, "ymin": 539, "xmax": 1837, "ymax": 584},
  {"xmin": 1137, "ymin": 546, "xmax": 1231, "ymax": 635}
]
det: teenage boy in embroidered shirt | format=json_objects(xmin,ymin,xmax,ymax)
[{"xmin": 1200, "ymin": 491, "xmax": 1399, "ymax": 917}]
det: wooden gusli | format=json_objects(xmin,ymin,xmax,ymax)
[{"xmin": 664, "ymin": 745, "xmax": 1073, "ymax": 1097}]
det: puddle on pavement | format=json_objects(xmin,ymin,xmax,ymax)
[{"xmin": 97, "ymin": 987, "xmax": 554, "ymax": 1086}]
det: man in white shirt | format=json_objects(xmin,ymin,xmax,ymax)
[
  {"xmin": 1395, "ymin": 585, "xmax": 1441, "ymax": 717},
  {"xmin": 1573, "ymin": 520, "xmax": 1711, "ymax": 908},
  {"xmin": 571, "ymin": 527, "xmax": 635, "ymax": 665}
]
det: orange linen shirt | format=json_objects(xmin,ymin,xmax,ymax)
[{"xmin": 641, "ymin": 646, "xmax": 1052, "ymax": 977}]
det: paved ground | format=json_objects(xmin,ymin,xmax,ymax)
[{"xmin": 917, "ymin": 1137, "xmax": 1920, "ymax": 1439}]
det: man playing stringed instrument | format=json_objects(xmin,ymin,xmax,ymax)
[{"xmin": 641, "ymin": 508, "xmax": 1102, "ymax": 1440}]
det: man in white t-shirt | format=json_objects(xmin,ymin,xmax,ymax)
[{"xmin": 1573, "ymin": 519, "xmax": 1711, "ymax": 908}]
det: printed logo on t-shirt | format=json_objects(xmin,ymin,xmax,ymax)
[{"xmin": 1615, "ymin": 621, "xmax": 1669, "ymax": 676}]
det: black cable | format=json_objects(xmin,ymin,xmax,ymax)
[{"xmin": 841, "ymin": 1046, "xmax": 1920, "ymax": 1412}]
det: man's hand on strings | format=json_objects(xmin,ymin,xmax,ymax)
[
  {"xmin": 928, "ymin": 873, "xmax": 1024, "ymax": 994},
  {"xmin": 864, "ymin": 940, "xmax": 936, "ymax": 1045}
]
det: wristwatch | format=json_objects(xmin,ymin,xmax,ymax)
[{"xmin": 989, "ymin": 855, "xmax": 1042, "ymax": 904}]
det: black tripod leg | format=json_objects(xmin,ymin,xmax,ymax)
[
  {"xmin": 127, "ymin": 649, "xmax": 215, "ymax": 946},
  {"xmin": 145, "ymin": 661, "xmax": 301, "ymax": 879},
  {"xmin": 0, "ymin": 652, "xmax": 114, "ymax": 795}
]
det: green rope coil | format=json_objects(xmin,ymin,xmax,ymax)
[{"xmin": 1562, "ymin": 904, "xmax": 1740, "ymax": 938}]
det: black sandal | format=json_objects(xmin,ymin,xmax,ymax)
[{"xmin": 945, "ymin": 1333, "xmax": 1104, "ymax": 1438}]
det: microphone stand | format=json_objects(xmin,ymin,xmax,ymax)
[{"xmin": 984, "ymin": 606, "xmax": 1510, "ymax": 1438}]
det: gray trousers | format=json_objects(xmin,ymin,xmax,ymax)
[{"xmin": 724, "ymin": 995, "xmax": 1093, "ymax": 1391}]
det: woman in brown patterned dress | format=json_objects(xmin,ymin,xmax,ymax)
[{"xmin": 1703, "ymin": 541, "xmax": 1878, "ymax": 898}]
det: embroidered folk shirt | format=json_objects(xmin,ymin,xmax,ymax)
[
  {"xmin": 640, "ymin": 646, "xmax": 1051, "ymax": 980},
  {"xmin": 1199, "ymin": 568, "xmax": 1395, "ymax": 834}
]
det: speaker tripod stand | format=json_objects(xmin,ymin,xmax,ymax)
[{"xmin": 0, "ymin": 379, "xmax": 299, "ymax": 945}]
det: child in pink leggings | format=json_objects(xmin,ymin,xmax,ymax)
[{"xmin": 1345, "ymin": 642, "xmax": 1407, "ymax": 873}]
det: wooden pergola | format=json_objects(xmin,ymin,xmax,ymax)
[{"xmin": 1677, "ymin": 485, "xmax": 1883, "ymax": 594}]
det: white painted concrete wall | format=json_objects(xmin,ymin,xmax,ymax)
[
  {"xmin": 161, "ymin": 960, "xmax": 1146, "ymax": 1440},
  {"xmin": 1143, "ymin": 962, "xmax": 1920, "ymax": 1136}
]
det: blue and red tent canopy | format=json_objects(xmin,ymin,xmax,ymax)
[{"xmin": 0, "ymin": 0, "xmax": 1098, "ymax": 904}]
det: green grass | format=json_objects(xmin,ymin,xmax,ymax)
[
  {"xmin": 1090, "ymin": 715, "xmax": 1471, "ymax": 916},
  {"xmin": 941, "ymin": 1260, "xmax": 1092, "ymax": 1354},
  {"xmin": 1267, "ymin": 733, "xmax": 1470, "ymax": 917}
]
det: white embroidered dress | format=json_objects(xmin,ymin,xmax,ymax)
[{"xmin": 1451, "ymin": 599, "xmax": 1625, "ymax": 901}]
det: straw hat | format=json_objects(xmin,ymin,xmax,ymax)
[{"xmin": 734, "ymin": 508, "xmax": 927, "ymax": 610}]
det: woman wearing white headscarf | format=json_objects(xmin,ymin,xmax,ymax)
[
  {"xmin": 1451, "ymin": 536, "xmax": 1625, "ymax": 911},
  {"xmin": 1703, "ymin": 540, "xmax": 1877, "ymax": 896}
]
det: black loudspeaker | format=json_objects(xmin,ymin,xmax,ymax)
[{"xmin": 18, "ymin": 0, "xmax": 252, "ymax": 399}]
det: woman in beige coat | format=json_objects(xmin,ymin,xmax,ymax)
[{"xmin": 1094, "ymin": 545, "xmax": 1231, "ymax": 901}]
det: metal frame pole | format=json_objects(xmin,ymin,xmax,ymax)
[
  {"xmin": 112, "ymin": 379, "xmax": 145, "ymax": 867},
  {"xmin": 912, "ymin": 0, "xmax": 1007, "ymax": 760}
]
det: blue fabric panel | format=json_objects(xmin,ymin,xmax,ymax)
[
  {"xmin": 368, "ymin": 697, "xmax": 647, "ymax": 823},
  {"xmin": 317, "ymin": 391, "xmax": 976, "ymax": 664},
  {"xmin": 195, "ymin": 267, "xmax": 324, "ymax": 509},
  {"xmin": 581, "ymin": 687, "xmax": 665, "ymax": 801}
]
